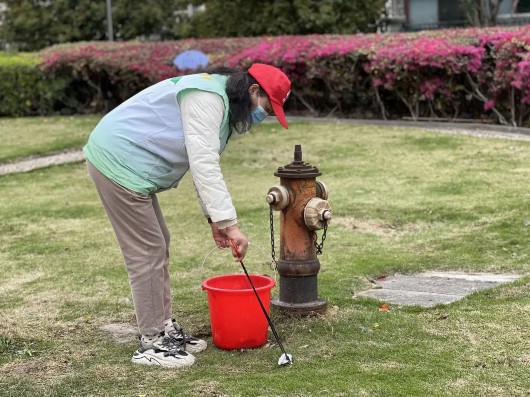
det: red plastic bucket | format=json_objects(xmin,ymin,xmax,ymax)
[{"xmin": 202, "ymin": 274, "xmax": 275, "ymax": 350}]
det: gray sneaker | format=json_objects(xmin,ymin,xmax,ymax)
[
  {"xmin": 131, "ymin": 333, "xmax": 195, "ymax": 368},
  {"xmin": 166, "ymin": 319, "xmax": 207, "ymax": 354}
]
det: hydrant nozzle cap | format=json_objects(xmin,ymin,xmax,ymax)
[
  {"xmin": 266, "ymin": 186, "xmax": 290, "ymax": 211},
  {"xmin": 304, "ymin": 197, "xmax": 332, "ymax": 230}
]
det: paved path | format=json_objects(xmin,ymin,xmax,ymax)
[
  {"xmin": 359, "ymin": 271, "xmax": 521, "ymax": 307},
  {"xmin": 2, "ymin": 118, "xmax": 530, "ymax": 176},
  {"xmin": 0, "ymin": 149, "xmax": 85, "ymax": 176}
]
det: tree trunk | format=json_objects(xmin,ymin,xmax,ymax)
[
  {"xmin": 461, "ymin": 0, "xmax": 502, "ymax": 26},
  {"xmin": 488, "ymin": 0, "xmax": 500, "ymax": 25}
]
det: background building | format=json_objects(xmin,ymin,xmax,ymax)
[{"xmin": 385, "ymin": 0, "xmax": 530, "ymax": 31}]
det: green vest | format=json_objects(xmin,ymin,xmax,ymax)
[{"xmin": 83, "ymin": 73, "xmax": 232, "ymax": 195}]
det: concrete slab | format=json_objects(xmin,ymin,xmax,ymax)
[
  {"xmin": 420, "ymin": 271, "xmax": 520, "ymax": 283},
  {"xmin": 359, "ymin": 272, "xmax": 521, "ymax": 307},
  {"xmin": 373, "ymin": 275, "xmax": 499, "ymax": 295},
  {"xmin": 361, "ymin": 289, "xmax": 461, "ymax": 307}
]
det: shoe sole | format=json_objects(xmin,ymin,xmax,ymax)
[
  {"xmin": 132, "ymin": 352, "xmax": 195, "ymax": 368},
  {"xmin": 183, "ymin": 341, "xmax": 208, "ymax": 354}
]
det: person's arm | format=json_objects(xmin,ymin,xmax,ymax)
[{"xmin": 180, "ymin": 90, "xmax": 248, "ymax": 259}]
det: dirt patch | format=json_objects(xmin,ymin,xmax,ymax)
[
  {"xmin": 100, "ymin": 323, "xmax": 138, "ymax": 344},
  {"xmin": 333, "ymin": 216, "xmax": 424, "ymax": 237},
  {"xmin": 333, "ymin": 216, "xmax": 399, "ymax": 236}
]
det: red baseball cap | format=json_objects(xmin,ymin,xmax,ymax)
[{"xmin": 248, "ymin": 63, "xmax": 291, "ymax": 129}]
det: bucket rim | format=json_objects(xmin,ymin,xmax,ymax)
[{"xmin": 201, "ymin": 273, "xmax": 275, "ymax": 293}]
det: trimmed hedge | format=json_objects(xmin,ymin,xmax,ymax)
[
  {"xmin": 0, "ymin": 53, "xmax": 66, "ymax": 117},
  {"xmin": 3, "ymin": 26, "xmax": 530, "ymax": 125},
  {"xmin": 38, "ymin": 38, "xmax": 262, "ymax": 114}
]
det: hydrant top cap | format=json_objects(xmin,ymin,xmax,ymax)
[
  {"xmin": 274, "ymin": 162, "xmax": 321, "ymax": 178},
  {"xmin": 274, "ymin": 145, "xmax": 321, "ymax": 178}
]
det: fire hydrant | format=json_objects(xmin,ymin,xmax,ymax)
[{"xmin": 266, "ymin": 144, "xmax": 331, "ymax": 315}]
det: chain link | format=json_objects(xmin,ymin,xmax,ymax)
[
  {"xmin": 270, "ymin": 206, "xmax": 328, "ymax": 259},
  {"xmin": 315, "ymin": 222, "xmax": 328, "ymax": 255},
  {"xmin": 269, "ymin": 206, "xmax": 278, "ymax": 270}
]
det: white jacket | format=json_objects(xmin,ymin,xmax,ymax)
[{"xmin": 180, "ymin": 90, "xmax": 237, "ymax": 229}]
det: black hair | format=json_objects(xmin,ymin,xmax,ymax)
[{"xmin": 207, "ymin": 66, "xmax": 257, "ymax": 134}]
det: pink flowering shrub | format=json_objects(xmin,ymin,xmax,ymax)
[
  {"xmin": 18, "ymin": 24, "xmax": 530, "ymax": 125},
  {"xmin": 39, "ymin": 38, "xmax": 261, "ymax": 113},
  {"xmin": 226, "ymin": 35, "xmax": 367, "ymax": 114},
  {"xmin": 514, "ymin": 57, "xmax": 530, "ymax": 104},
  {"xmin": 364, "ymin": 36, "xmax": 484, "ymax": 120},
  {"xmin": 471, "ymin": 29, "xmax": 530, "ymax": 124}
]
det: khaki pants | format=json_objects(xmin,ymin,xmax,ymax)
[{"xmin": 87, "ymin": 161, "xmax": 172, "ymax": 335}]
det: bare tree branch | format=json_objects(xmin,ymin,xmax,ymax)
[{"xmin": 465, "ymin": 71, "xmax": 510, "ymax": 125}]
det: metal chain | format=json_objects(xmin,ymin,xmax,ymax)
[
  {"xmin": 269, "ymin": 206, "xmax": 278, "ymax": 270},
  {"xmin": 270, "ymin": 206, "xmax": 327, "ymax": 258},
  {"xmin": 315, "ymin": 222, "xmax": 328, "ymax": 255}
]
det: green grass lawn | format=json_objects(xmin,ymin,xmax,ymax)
[
  {"xmin": 0, "ymin": 117, "xmax": 529, "ymax": 396},
  {"xmin": 0, "ymin": 115, "xmax": 99, "ymax": 163}
]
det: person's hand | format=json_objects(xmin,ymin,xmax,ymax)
[
  {"xmin": 219, "ymin": 224, "xmax": 248, "ymax": 262},
  {"xmin": 210, "ymin": 223, "xmax": 231, "ymax": 249}
]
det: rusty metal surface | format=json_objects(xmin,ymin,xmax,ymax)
[
  {"xmin": 269, "ymin": 145, "xmax": 327, "ymax": 315},
  {"xmin": 270, "ymin": 145, "xmax": 328, "ymax": 314},
  {"xmin": 279, "ymin": 177, "xmax": 317, "ymax": 261}
]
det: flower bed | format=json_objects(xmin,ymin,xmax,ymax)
[
  {"xmin": 6, "ymin": 25, "xmax": 530, "ymax": 125},
  {"xmin": 39, "ymin": 38, "xmax": 262, "ymax": 113}
]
